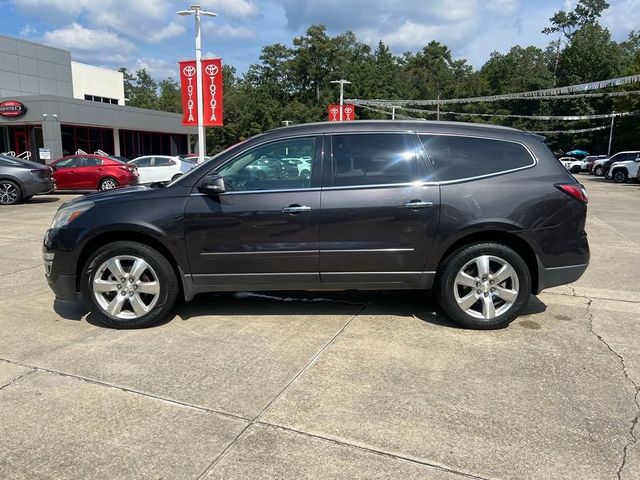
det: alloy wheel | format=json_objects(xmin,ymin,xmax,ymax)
[
  {"xmin": 100, "ymin": 179, "xmax": 117, "ymax": 190},
  {"xmin": 0, "ymin": 182, "xmax": 19, "ymax": 205},
  {"xmin": 92, "ymin": 255, "xmax": 160, "ymax": 319},
  {"xmin": 453, "ymin": 255, "xmax": 520, "ymax": 320}
]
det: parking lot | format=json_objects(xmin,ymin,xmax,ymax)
[{"xmin": 0, "ymin": 174, "xmax": 638, "ymax": 479}]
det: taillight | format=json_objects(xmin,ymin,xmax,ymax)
[{"xmin": 556, "ymin": 183, "xmax": 588, "ymax": 204}]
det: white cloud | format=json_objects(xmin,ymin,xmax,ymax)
[
  {"xmin": 147, "ymin": 22, "xmax": 187, "ymax": 43},
  {"xmin": 201, "ymin": 0, "xmax": 259, "ymax": 18},
  {"xmin": 602, "ymin": 0, "xmax": 640, "ymax": 40},
  {"xmin": 42, "ymin": 22, "xmax": 136, "ymax": 65},
  {"xmin": 203, "ymin": 23, "xmax": 257, "ymax": 40},
  {"xmin": 132, "ymin": 57, "xmax": 179, "ymax": 80},
  {"xmin": 19, "ymin": 24, "xmax": 37, "ymax": 39}
]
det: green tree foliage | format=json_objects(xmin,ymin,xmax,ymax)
[{"xmin": 120, "ymin": 0, "xmax": 639, "ymax": 156}]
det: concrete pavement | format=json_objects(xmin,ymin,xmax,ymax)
[{"xmin": 0, "ymin": 176, "xmax": 638, "ymax": 479}]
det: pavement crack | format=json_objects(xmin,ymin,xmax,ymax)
[
  {"xmin": 0, "ymin": 264, "xmax": 42, "ymax": 277},
  {"xmin": 0, "ymin": 367, "xmax": 36, "ymax": 391},
  {"xmin": 583, "ymin": 296, "xmax": 639, "ymax": 480},
  {"xmin": 195, "ymin": 300, "xmax": 370, "ymax": 479}
]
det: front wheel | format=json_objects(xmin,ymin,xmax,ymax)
[
  {"xmin": 435, "ymin": 242, "xmax": 531, "ymax": 329},
  {"xmin": 613, "ymin": 170, "xmax": 628, "ymax": 183},
  {"xmin": 81, "ymin": 241, "xmax": 179, "ymax": 328},
  {"xmin": 570, "ymin": 165, "xmax": 581, "ymax": 174}
]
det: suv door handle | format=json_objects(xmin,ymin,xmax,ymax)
[
  {"xmin": 282, "ymin": 205, "xmax": 312, "ymax": 214},
  {"xmin": 403, "ymin": 200, "xmax": 433, "ymax": 210}
]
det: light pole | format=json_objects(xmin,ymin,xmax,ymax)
[
  {"xmin": 178, "ymin": 4, "xmax": 217, "ymax": 164},
  {"xmin": 331, "ymin": 79, "xmax": 351, "ymax": 121}
]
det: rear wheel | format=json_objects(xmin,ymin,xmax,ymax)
[
  {"xmin": 570, "ymin": 165, "xmax": 581, "ymax": 174},
  {"xmin": 594, "ymin": 166, "xmax": 604, "ymax": 176},
  {"xmin": 98, "ymin": 177, "xmax": 118, "ymax": 191},
  {"xmin": 171, "ymin": 173, "xmax": 183, "ymax": 182},
  {"xmin": 435, "ymin": 242, "xmax": 531, "ymax": 329},
  {"xmin": 82, "ymin": 241, "xmax": 179, "ymax": 328},
  {"xmin": 0, "ymin": 180, "xmax": 22, "ymax": 205},
  {"xmin": 613, "ymin": 170, "xmax": 628, "ymax": 183}
]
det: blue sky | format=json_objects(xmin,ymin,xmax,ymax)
[{"xmin": 1, "ymin": 0, "xmax": 639, "ymax": 80}]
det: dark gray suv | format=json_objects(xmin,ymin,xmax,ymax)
[{"xmin": 44, "ymin": 121, "xmax": 589, "ymax": 329}]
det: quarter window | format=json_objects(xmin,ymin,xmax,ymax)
[
  {"xmin": 216, "ymin": 137, "xmax": 316, "ymax": 192},
  {"xmin": 419, "ymin": 135, "xmax": 534, "ymax": 181},
  {"xmin": 330, "ymin": 134, "xmax": 418, "ymax": 186}
]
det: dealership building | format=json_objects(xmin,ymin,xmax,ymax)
[{"xmin": 0, "ymin": 35, "xmax": 194, "ymax": 163}]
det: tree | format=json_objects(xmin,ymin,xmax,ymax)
[
  {"xmin": 157, "ymin": 79, "xmax": 181, "ymax": 113},
  {"xmin": 543, "ymin": 0, "xmax": 610, "ymax": 38}
]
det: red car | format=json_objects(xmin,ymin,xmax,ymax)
[{"xmin": 51, "ymin": 154, "xmax": 138, "ymax": 191}]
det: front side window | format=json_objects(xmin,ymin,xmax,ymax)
[
  {"xmin": 330, "ymin": 134, "xmax": 418, "ymax": 186},
  {"xmin": 55, "ymin": 157, "xmax": 79, "ymax": 169},
  {"xmin": 216, "ymin": 137, "xmax": 316, "ymax": 192},
  {"xmin": 419, "ymin": 135, "xmax": 534, "ymax": 182}
]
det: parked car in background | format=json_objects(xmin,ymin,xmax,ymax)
[
  {"xmin": 559, "ymin": 156, "xmax": 584, "ymax": 174},
  {"xmin": 51, "ymin": 154, "xmax": 138, "ymax": 191},
  {"xmin": 584, "ymin": 155, "xmax": 607, "ymax": 174},
  {"xmin": 180, "ymin": 154, "xmax": 212, "ymax": 164},
  {"xmin": 0, "ymin": 153, "xmax": 55, "ymax": 205},
  {"xmin": 592, "ymin": 151, "xmax": 639, "ymax": 177},
  {"xmin": 606, "ymin": 151, "xmax": 640, "ymax": 183},
  {"xmin": 128, "ymin": 155, "xmax": 196, "ymax": 184},
  {"xmin": 44, "ymin": 120, "xmax": 589, "ymax": 331}
]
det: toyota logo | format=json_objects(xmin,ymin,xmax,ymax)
[
  {"xmin": 182, "ymin": 65, "xmax": 196, "ymax": 77},
  {"xmin": 205, "ymin": 64, "xmax": 219, "ymax": 76}
]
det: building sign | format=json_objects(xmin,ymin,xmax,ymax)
[
  {"xmin": 178, "ymin": 59, "xmax": 224, "ymax": 127},
  {"xmin": 0, "ymin": 100, "xmax": 27, "ymax": 118},
  {"xmin": 39, "ymin": 148, "xmax": 51, "ymax": 161},
  {"xmin": 327, "ymin": 104, "xmax": 355, "ymax": 122}
]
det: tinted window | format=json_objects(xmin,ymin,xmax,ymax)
[
  {"xmin": 331, "ymin": 134, "xmax": 418, "ymax": 186},
  {"xmin": 55, "ymin": 157, "xmax": 79, "ymax": 168},
  {"xmin": 82, "ymin": 157, "xmax": 102, "ymax": 167},
  {"xmin": 154, "ymin": 157, "xmax": 175, "ymax": 167},
  {"xmin": 217, "ymin": 137, "xmax": 316, "ymax": 192},
  {"xmin": 419, "ymin": 135, "xmax": 534, "ymax": 181},
  {"xmin": 133, "ymin": 157, "xmax": 152, "ymax": 167}
]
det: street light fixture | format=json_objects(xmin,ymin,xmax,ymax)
[
  {"xmin": 331, "ymin": 79, "xmax": 351, "ymax": 121},
  {"xmin": 177, "ymin": 4, "xmax": 218, "ymax": 164}
]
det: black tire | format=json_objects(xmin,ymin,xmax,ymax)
[
  {"xmin": 0, "ymin": 180, "xmax": 22, "ymax": 205},
  {"xmin": 300, "ymin": 169, "xmax": 311, "ymax": 180},
  {"xmin": 98, "ymin": 177, "xmax": 119, "ymax": 191},
  {"xmin": 171, "ymin": 173, "xmax": 183, "ymax": 182},
  {"xmin": 570, "ymin": 166, "xmax": 581, "ymax": 174},
  {"xmin": 593, "ymin": 166, "xmax": 603, "ymax": 176},
  {"xmin": 435, "ymin": 242, "xmax": 531, "ymax": 329},
  {"xmin": 613, "ymin": 170, "xmax": 628, "ymax": 183},
  {"xmin": 81, "ymin": 241, "xmax": 179, "ymax": 328}
]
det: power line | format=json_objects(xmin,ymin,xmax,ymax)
[{"xmin": 348, "ymin": 74, "xmax": 640, "ymax": 106}]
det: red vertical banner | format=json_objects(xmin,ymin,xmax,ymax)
[
  {"xmin": 327, "ymin": 104, "xmax": 356, "ymax": 121},
  {"xmin": 179, "ymin": 60, "xmax": 198, "ymax": 126},
  {"xmin": 201, "ymin": 58, "xmax": 224, "ymax": 126}
]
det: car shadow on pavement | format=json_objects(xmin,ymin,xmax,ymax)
[
  {"xmin": 53, "ymin": 291, "xmax": 547, "ymax": 331},
  {"xmin": 25, "ymin": 196, "xmax": 60, "ymax": 204}
]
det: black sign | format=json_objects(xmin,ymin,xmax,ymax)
[{"xmin": 0, "ymin": 101, "xmax": 27, "ymax": 118}]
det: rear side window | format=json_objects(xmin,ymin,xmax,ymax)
[
  {"xmin": 419, "ymin": 135, "xmax": 534, "ymax": 182},
  {"xmin": 82, "ymin": 157, "xmax": 102, "ymax": 167},
  {"xmin": 330, "ymin": 134, "xmax": 418, "ymax": 186},
  {"xmin": 154, "ymin": 157, "xmax": 175, "ymax": 167},
  {"xmin": 133, "ymin": 157, "xmax": 152, "ymax": 167}
]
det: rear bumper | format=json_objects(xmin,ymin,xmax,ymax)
[{"xmin": 536, "ymin": 262, "xmax": 588, "ymax": 293}]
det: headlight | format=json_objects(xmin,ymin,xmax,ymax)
[{"xmin": 50, "ymin": 201, "xmax": 94, "ymax": 229}]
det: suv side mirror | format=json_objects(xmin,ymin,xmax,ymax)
[{"xmin": 199, "ymin": 174, "xmax": 226, "ymax": 194}]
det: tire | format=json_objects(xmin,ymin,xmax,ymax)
[
  {"xmin": 435, "ymin": 242, "xmax": 531, "ymax": 329},
  {"xmin": 570, "ymin": 166, "xmax": 581, "ymax": 174},
  {"xmin": 171, "ymin": 173, "xmax": 183, "ymax": 182},
  {"xmin": 613, "ymin": 170, "xmax": 628, "ymax": 183},
  {"xmin": 81, "ymin": 241, "xmax": 179, "ymax": 328},
  {"xmin": 593, "ymin": 166, "xmax": 603, "ymax": 176},
  {"xmin": 98, "ymin": 177, "xmax": 119, "ymax": 191},
  {"xmin": 0, "ymin": 180, "xmax": 22, "ymax": 205},
  {"xmin": 300, "ymin": 169, "xmax": 311, "ymax": 180}
]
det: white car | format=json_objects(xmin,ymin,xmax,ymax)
[
  {"xmin": 606, "ymin": 151, "xmax": 640, "ymax": 183},
  {"xmin": 128, "ymin": 155, "xmax": 195, "ymax": 184},
  {"xmin": 559, "ymin": 157, "xmax": 585, "ymax": 174},
  {"xmin": 281, "ymin": 156, "xmax": 312, "ymax": 179}
]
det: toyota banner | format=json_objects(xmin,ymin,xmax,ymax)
[{"xmin": 179, "ymin": 59, "xmax": 224, "ymax": 127}]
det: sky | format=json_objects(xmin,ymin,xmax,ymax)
[{"xmin": 1, "ymin": 0, "xmax": 639, "ymax": 81}]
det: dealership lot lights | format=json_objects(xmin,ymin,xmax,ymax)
[{"xmin": 177, "ymin": 4, "xmax": 217, "ymax": 164}]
